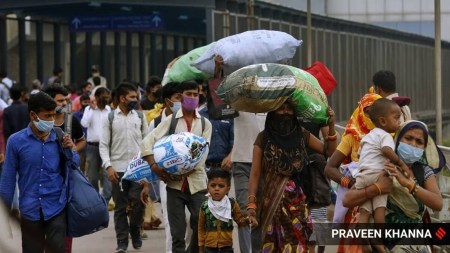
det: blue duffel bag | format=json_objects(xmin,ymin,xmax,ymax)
[{"xmin": 55, "ymin": 127, "xmax": 109, "ymax": 237}]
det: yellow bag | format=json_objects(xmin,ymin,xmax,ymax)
[{"xmin": 144, "ymin": 103, "xmax": 164, "ymax": 125}]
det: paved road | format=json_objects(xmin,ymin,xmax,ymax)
[
  {"xmin": 0, "ymin": 207, "xmax": 337, "ymax": 253},
  {"xmin": 0, "ymin": 178, "xmax": 337, "ymax": 253}
]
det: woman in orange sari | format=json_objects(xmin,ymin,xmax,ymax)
[{"xmin": 247, "ymin": 102, "xmax": 337, "ymax": 252}]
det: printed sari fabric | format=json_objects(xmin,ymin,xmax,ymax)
[
  {"xmin": 384, "ymin": 177, "xmax": 430, "ymax": 253},
  {"xmin": 255, "ymin": 131, "xmax": 312, "ymax": 253},
  {"xmin": 344, "ymin": 92, "xmax": 382, "ymax": 142}
]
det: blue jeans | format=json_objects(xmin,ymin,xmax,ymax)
[
  {"xmin": 86, "ymin": 144, "xmax": 111, "ymax": 202},
  {"xmin": 232, "ymin": 162, "xmax": 261, "ymax": 253}
]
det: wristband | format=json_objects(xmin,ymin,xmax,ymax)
[
  {"xmin": 412, "ymin": 185, "xmax": 420, "ymax": 195},
  {"xmin": 247, "ymin": 202, "xmax": 257, "ymax": 210},
  {"xmin": 248, "ymin": 195, "xmax": 257, "ymax": 202},
  {"xmin": 373, "ymin": 183, "xmax": 382, "ymax": 195},
  {"xmin": 340, "ymin": 176, "xmax": 351, "ymax": 188},
  {"xmin": 327, "ymin": 132, "xmax": 338, "ymax": 141},
  {"xmin": 408, "ymin": 181, "xmax": 417, "ymax": 194}
]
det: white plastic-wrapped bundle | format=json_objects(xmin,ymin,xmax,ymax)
[
  {"xmin": 122, "ymin": 151, "xmax": 158, "ymax": 184},
  {"xmin": 153, "ymin": 132, "xmax": 209, "ymax": 175},
  {"xmin": 192, "ymin": 30, "xmax": 302, "ymax": 75}
]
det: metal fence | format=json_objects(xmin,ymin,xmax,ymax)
[
  {"xmin": 0, "ymin": 15, "xmax": 205, "ymax": 89},
  {"xmin": 212, "ymin": 11, "xmax": 450, "ymax": 123}
]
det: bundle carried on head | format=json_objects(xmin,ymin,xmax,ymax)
[
  {"xmin": 217, "ymin": 63, "xmax": 329, "ymax": 124},
  {"xmin": 161, "ymin": 43, "xmax": 215, "ymax": 85},
  {"xmin": 192, "ymin": 30, "xmax": 302, "ymax": 76}
]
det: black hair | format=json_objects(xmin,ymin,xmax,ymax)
[
  {"xmin": 80, "ymin": 94, "xmax": 91, "ymax": 102},
  {"xmin": 10, "ymin": 85, "xmax": 24, "ymax": 101},
  {"xmin": 368, "ymin": 98, "xmax": 399, "ymax": 127},
  {"xmin": 372, "ymin": 70, "xmax": 396, "ymax": 93},
  {"xmin": 179, "ymin": 80, "xmax": 199, "ymax": 93},
  {"xmin": 92, "ymin": 76, "xmax": 101, "ymax": 86},
  {"xmin": 145, "ymin": 76, "xmax": 162, "ymax": 92},
  {"xmin": 162, "ymin": 82, "xmax": 181, "ymax": 101},
  {"xmin": 81, "ymin": 82, "xmax": 92, "ymax": 90},
  {"xmin": 116, "ymin": 82, "xmax": 138, "ymax": 99},
  {"xmin": 95, "ymin": 87, "xmax": 110, "ymax": 97},
  {"xmin": 207, "ymin": 169, "xmax": 231, "ymax": 186},
  {"xmin": 53, "ymin": 66, "xmax": 63, "ymax": 75},
  {"xmin": 28, "ymin": 92, "xmax": 57, "ymax": 113},
  {"xmin": 64, "ymin": 84, "xmax": 75, "ymax": 93},
  {"xmin": 44, "ymin": 84, "xmax": 69, "ymax": 98}
]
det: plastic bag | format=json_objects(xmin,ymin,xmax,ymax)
[
  {"xmin": 192, "ymin": 30, "xmax": 302, "ymax": 75},
  {"xmin": 153, "ymin": 132, "xmax": 209, "ymax": 175},
  {"xmin": 303, "ymin": 61, "xmax": 337, "ymax": 95},
  {"xmin": 217, "ymin": 63, "xmax": 329, "ymax": 124},
  {"xmin": 122, "ymin": 151, "xmax": 158, "ymax": 185},
  {"xmin": 162, "ymin": 43, "xmax": 215, "ymax": 85}
]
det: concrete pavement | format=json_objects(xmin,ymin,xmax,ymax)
[{"xmin": 0, "ymin": 207, "xmax": 337, "ymax": 253}]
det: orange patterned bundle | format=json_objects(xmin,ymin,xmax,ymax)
[{"xmin": 344, "ymin": 92, "xmax": 382, "ymax": 142}]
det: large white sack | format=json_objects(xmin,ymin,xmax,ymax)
[
  {"xmin": 192, "ymin": 30, "xmax": 302, "ymax": 75},
  {"xmin": 153, "ymin": 132, "xmax": 209, "ymax": 175}
]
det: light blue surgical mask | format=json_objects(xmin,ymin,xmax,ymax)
[
  {"xmin": 397, "ymin": 142, "xmax": 424, "ymax": 164},
  {"xmin": 170, "ymin": 101, "xmax": 181, "ymax": 113},
  {"xmin": 34, "ymin": 116, "xmax": 55, "ymax": 133}
]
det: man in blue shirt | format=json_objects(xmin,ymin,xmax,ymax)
[{"xmin": 0, "ymin": 91, "xmax": 74, "ymax": 253}]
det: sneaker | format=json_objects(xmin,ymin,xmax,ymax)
[
  {"xmin": 115, "ymin": 239, "xmax": 128, "ymax": 253},
  {"xmin": 131, "ymin": 233, "xmax": 142, "ymax": 250}
]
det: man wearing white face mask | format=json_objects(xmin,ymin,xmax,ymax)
[
  {"xmin": 147, "ymin": 82, "xmax": 185, "ymax": 252},
  {"xmin": 44, "ymin": 85, "xmax": 86, "ymax": 153},
  {"xmin": 0, "ymin": 92, "xmax": 75, "ymax": 253},
  {"xmin": 148, "ymin": 82, "xmax": 182, "ymax": 131}
]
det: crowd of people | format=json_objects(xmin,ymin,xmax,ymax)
[{"xmin": 0, "ymin": 66, "xmax": 445, "ymax": 253}]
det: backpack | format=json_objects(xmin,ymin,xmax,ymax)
[
  {"xmin": 108, "ymin": 109, "xmax": 145, "ymax": 150},
  {"xmin": 108, "ymin": 109, "xmax": 145, "ymax": 133},
  {"xmin": 154, "ymin": 115, "xmax": 162, "ymax": 128},
  {"xmin": 54, "ymin": 127, "xmax": 109, "ymax": 237},
  {"xmin": 167, "ymin": 113, "xmax": 206, "ymax": 135},
  {"xmin": 0, "ymin": 81, "xmax": 10, "ymax": 91}
]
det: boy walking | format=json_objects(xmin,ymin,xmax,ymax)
[{"xmin": 198, "ymin": 169, "xmax": 249, "ymax": 253}]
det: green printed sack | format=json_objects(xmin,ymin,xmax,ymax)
[
  {"xmin": 217, "ymin": 63, "xmax": 329, "ymax": 124},
  {"xmin": 162, "ymin": 43, "xmax": 214, "ymax": 85}
]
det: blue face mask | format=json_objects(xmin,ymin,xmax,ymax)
[
  {"xmin": 34, "ymin": 116, "xmax": 55, "ymax": 133},
  {"xmin": 397, "ymin": 142, "xmax": 424, "ymax": 164},
  {"xmin": 170, "ymin": 101, "xmax": 181, "ymax": 113}
]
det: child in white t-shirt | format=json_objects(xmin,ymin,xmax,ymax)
[{"xmin": 356, "ymin": 98, "xmax": 409, "ymax": 253}]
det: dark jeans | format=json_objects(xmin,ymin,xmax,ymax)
[
  {"xmin": 232, "ymin": 162, "xmax": 262, "ymax": 253},
  {"xmin": 21, "ymin": 209, "xmax": 66, "ymax": 253},
  {"xmin": 166, "ymin": 186, "xmax": 207, "ymax": 253},
  {"xmin": 204, "ymin": 246, "xmax": 234, "ymax": 253},
  {"xmin": 112, "ymin": 173, "xmax": 145, "ymax": 242}
]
